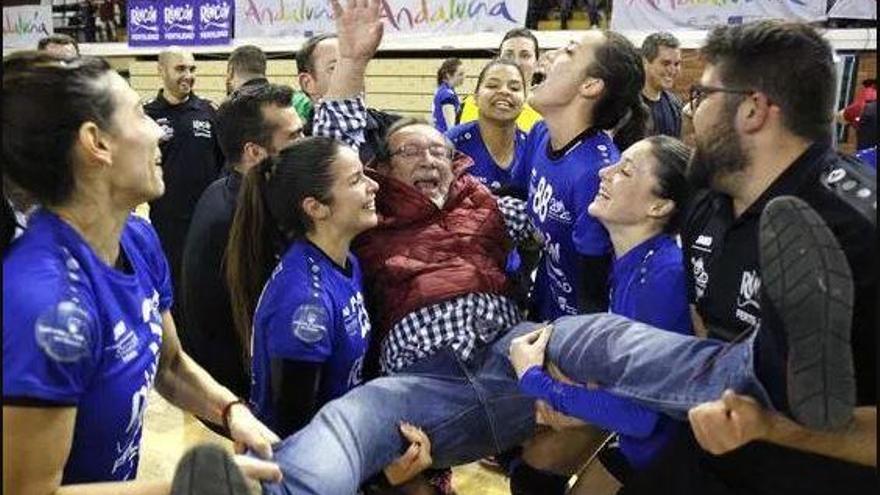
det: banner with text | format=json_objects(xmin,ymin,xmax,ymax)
[
  {"xmin": 828, "ymin": 0, "xmax": 876, "ymax": 20},
  {"xmin": 129, "ymin": 0, "xmax": 233, "ymax": 47},
  {"xmin": 611, "ymin": 0, "xmax": 827, "ymax": 31},
  {"xmin": 3, "ymin": 0, "xmax": 53, "ymax": 51},
  {"xmin": 235, "ymin": 0, "xmax": 526, "ymax": 39}
]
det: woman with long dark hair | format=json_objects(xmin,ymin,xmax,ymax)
[
  {"xmin": 224, "ymin": 136, "xmax": 432, "ymax": 487},
  {"xmin": 432, "ymin": 57, "xmax": 465, "ymax": 133},
  {"xmin": 512, "ymin": 30, "xmax": 649, "ymax": 322},
  {"xmin": 3, "ymin": 50, "xmax": 280, "ymax": 493},
  {"xmin": 510, "ymin": 136, "xmax": 694, "ymax": 490}
]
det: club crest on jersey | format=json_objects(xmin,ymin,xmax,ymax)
[
  {"xmin": 291, "ymin": 304, "xmax": 328, "ymax": 344},
  {"xmin": 110, "ymin": 320, "xmax": 141, "ymax": 363},
  {"xmin": 35, "ymin": 300, "xmax": 92, "ymax": 362}
]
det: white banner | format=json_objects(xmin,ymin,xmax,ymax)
[
  {"xmin": 3, "ymin": 0, "xmax": 54, "ymax": 51},
  {"xmin": 235, "ymin": 0, "xmax": 526, "ymax": 39},
  {"xmin": 611, "ymin": 0, "xmax": 827, "ymax": 31},
  {"xmin": 828, "ymin": 0, "xmax": 876, "ymax": 20}
]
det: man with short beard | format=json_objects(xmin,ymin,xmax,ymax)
[
  {"xmin": 145, "ymin": 47, "xmax": 224, "ymax": 326},
  {"xmin": 624, "ymin": 21, "xmax": 877, "ymax": 495},
  {"xmin": 180, "ymin": 84, "xmax": 304, "ymax": 406}
]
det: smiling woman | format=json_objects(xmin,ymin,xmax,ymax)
[
  {"xmin": 451, "ymin": 59, "xmax": 527, "ymax": 193},
  {"xmin": 223, "ymin": 136, "xmax": 432, "ymax": 487},
  {"xmin": 2, "ymin": 50, "xmax": 281, "ymax": 494}
]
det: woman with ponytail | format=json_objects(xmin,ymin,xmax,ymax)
[
  {"xmin": 432, "ymin": 57, "xmax": 465, "ymax": 133},
  {"xmin": 224, "ymin": 136, "xmax": 432, "ymax": 487},
  {"xmin": 3, "ymin": 50, "xmax": 281, "ymax": 493},
  {"xmin": 510, "ymin": 30, "xmax": 648, "ymax": 323}
]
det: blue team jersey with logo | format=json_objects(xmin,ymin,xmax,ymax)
[
  {"xmin": 512, "ymin": 122, "xmax": 617, "ymax": 320},
  {"xmin": 3, "ymin": 210, "xmax": 172, "ymax": 484},
  {"xmin": 250, "ymin": 241, "xmax": 371, "ymax": 434},
  {"xmin": 447, "ymin": 121, "xmax": 528, "ymax": 193},
  {"xmin": 432, "ymin": 82, "xmax": 460, "ymax": 133}
]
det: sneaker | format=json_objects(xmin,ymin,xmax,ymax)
[
  {"xmin": 759, "ymin": 195, "xmax": 855, "ymax": 430},
  {"xmin": 170, "ymin": 443, "xmax": 250, "ymax": 495}
]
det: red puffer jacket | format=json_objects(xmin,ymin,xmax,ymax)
[{"xmin": 353, "ymin": 159, "xmax": 513, "ymax": 340}]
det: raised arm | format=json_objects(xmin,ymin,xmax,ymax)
[{"xmin": 312, "ymin": 0, "xmax": 384, "ymax": 150}]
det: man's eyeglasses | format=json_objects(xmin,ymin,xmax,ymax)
[
  {"xmin": 391, "ymin": 144, "xmax": 454, "ymax": 161},
  {"xmin": 689, "ymin": 84, "xmax": 753, "ymax": 111}
]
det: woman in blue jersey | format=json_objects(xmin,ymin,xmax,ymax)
[
  {"xmin": 510, "ymin": 136, "xmax": 694, "ymax": 488},
  {"xmin": 446, "ymin": 59, "xmax": 528, "ymax": 194},
  {"xmin": 223, "ymin": 136, "xmax": 433, "ymax": 486},
  {"xmin": 511, "ymin": 31, "xmax": 649, "ymax": 321},
  {"xmin": 2, "ymin": 51, "xmax": 282, "ymax": 492},
  {"xmin": 432, "ymin": 58, "xmax": 465, "ymax": 133}
]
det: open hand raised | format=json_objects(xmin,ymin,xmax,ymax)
[{"xmin": 330, "ymin": 0, "xmax": 384, "ymax": 61}]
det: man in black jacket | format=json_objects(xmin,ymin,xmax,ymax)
[
  {"xmin": 624, "ymin": 21, "xmax": 876, "ymax": 495},
  {"xmin": 180, "ymin": 84, "xmax": 303, "ymax": 403},
  {"xmin": 144, "ymin": 48, "xmax": 225, "ymax": 326}
]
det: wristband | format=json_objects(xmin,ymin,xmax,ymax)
[{"xmin": 221, "ymin": 399, "xmax": 247, "ymax": 432}]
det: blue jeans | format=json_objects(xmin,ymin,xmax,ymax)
[{"xmin": 263, "ymin": 314, "xmax": 772, "ymax": 495}]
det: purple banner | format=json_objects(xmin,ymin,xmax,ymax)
[
  {"xmin": 198, "ymin": 0, "xmax": 233, "ymax": 43},
  {"xmin": 129, "ymin": 0, "xmax": 231, "ymax": 47},
  {"xmin": 163, "ymin": 0, "xmax": 197, "ymax": 43},
  {"xmin": 129, "ymin": 0, "xmax": 163, "ymax": 46}
]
